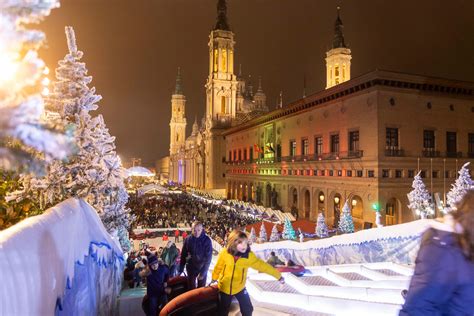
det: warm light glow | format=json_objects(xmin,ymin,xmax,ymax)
[
  {"xmin": 43, "ymin": 67, "xmax": 50, "ymax": 75},
  {"xmin": 319, "ymin": 194, "xmax": 325, "ymax": 202},
  {"xmin": 334, "ymin": 196, "xmax": 340, "ymax": 204},
  {"xmin": 0, "ymin": 53, "xmax": 19, "ymax": 83},
  {"xmin": 42, "ymin": 87, "xmax": 49, "ymax": 96},
  {"xmin": 41, "ymin": 77, "xmax": 50, "ymax": 86},
  {"xmin": 352, "ymin": 199, "xmax": 357, "ymax": 206}
]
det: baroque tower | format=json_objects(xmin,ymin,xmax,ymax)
[
  {"xmin": 205, "ymin": 0, "xmax": 238, "ymax": 124},
  {"xmin": 203, "ymin": 0, "xmax": 236, "ymax": 190},
  {"xmin": 326, "ymin": 6, "xmax": 351, "ymax": 89},
  {"xmin": 169, "ymin": 67, "xmax": 187, "ymax": 155}
]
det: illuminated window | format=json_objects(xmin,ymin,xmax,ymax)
[
  {"xmin": 342, "ymin": 64, "xmax": 346, "ymax": 80},
  {"xmin": 222, "ymin": 49, "xmax": 227, "ymax": 72},
  {"xmin": 335, "ymin": 66, "xmax": 339, "ymax": 77},
  {"xmin": 221, "ymin": 96, "xmax": 226, "ymax": 113},
  {"xmin": 214, "ymin": 49, "xmax": 218, "ymax": 72}
]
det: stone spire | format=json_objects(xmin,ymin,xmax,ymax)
[
  {"xmin": 332, "ymin": 6, "xmax": 347, "ymax": 49},
  {"xmin": 174, "ymin": 67, "xmax": 183, "ymax": 95},
  {"xmin": 257, "ymin": 77, "xmax": 263, "ymax": 93},
  {"xmin": 192, "ymin": 115, "xmax": 199, "ymax": 135},
  {"xmin": 214, "ymin": 0, "xmax": 230, "ymax": 31}
]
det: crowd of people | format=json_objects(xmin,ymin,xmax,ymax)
[
  {"xmin": 128, "ymin": 192, "xmax": 260, "ymax": 246},
  {"xmin": 123, "ymin": 188, "xmax": 474, "ymax": 316}
]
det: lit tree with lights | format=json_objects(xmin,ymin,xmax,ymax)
[
  {"xmin": 282, "ymin": 218, "xmax": 296, "ymax": 240},
  {"xmin": 0, "ymin": 0, "xmax": 73, "ymax": 173},
  {"xmin": 446, "ymin": 162, "xmax": 473, "ymax": 212},
  {"xmin": 269, "ymin": 224, "xmax": 280, "ymax": 242},
  {"xmin": 315, "ymin": 213, "xmax": 329, "ymax": 238},
  {"xmin": 249, "ymin": 227, "xmax": 257, "ymax": 244},
  {"xmin": 338, "ymin": 200, "xmax": 354, "ymax": 234},
  {"xmin": 15, "ymin": 27, "xmax": 131, "ymax": 250},
  {"xmin": 407, "ymin": 171, "xmax": 433, "ymax": 219},
  {"xmin": 258, "ymin": 222, "xmax": 267, "ymax": 242}
]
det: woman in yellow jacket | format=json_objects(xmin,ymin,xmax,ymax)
[{"xmin": 211, "ymin": 230, "xmax": 285, "ymax": 316}]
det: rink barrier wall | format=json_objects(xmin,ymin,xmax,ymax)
[{"xmin": 0, "ymin": 198, "xmax": 124, "ymax": 315}]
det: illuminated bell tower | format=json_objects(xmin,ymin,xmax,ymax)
[
  {"xmin": 326, "ymin": 6, "xmax": 352, "ymax": 89},
  {"xmin": 205, "ymin": 0, "xmax": 238, "ymax": 124},
  {"xmin": 169, "ymin": 67, "xmax": 187, "ymax": 156}
]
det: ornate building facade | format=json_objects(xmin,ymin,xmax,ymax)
[
  {"xmin": 168, "ymin": 0, "xmax": 268, "ymax": 192},
  {"xmin": 166, "ymin": 1, "xmax": 474, "ymax": 227}
]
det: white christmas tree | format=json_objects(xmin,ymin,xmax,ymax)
[
  {"xmin": 258, "ymin": 222, "xmax": 267, "ymax": 243},
  {"xmin": 0, "ymin": 0, "xmax": 73, "ymax": 173},
  {"xmin": 446, "ymin": 162, "xmax": 473, "ymax": 212},
  {"xmin": 269, "ymin": 224, "xmax": 280, "ymax": 242},
  {"xmin": 407, "ymin": 171, "xmax": 433, "ymax": 219},
  {"xmin": 282, "ymin": 218, "xmax": 296, "ymax": 240},
  {"xmin": 315, "ymin": 213, "xmax": 329, "ymax": 238},
  {"xmin": 338, "ymin": 200, "xmax": 354, "ymax": 234},
  {"xmin": 15, "ymin": 27, "xmax": 131, "ymax": 250},
  {"xmin": 249, "ymin": 227, "xmax": 257, "ymax": 244}
]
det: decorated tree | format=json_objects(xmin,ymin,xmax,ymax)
[
  {"xmin": 258, "ymin": 222, "xmax": 267, "ymax": 242},
  {"xmin": 338, "ymin": 200, "xmax": 354, "ymax": 234},
  {"xmin": 14, "ymin": 27, "xmax": 131, "ymax": 250},
  {"xmin": 269, "ymin": 224, "xmax": 280, "ymax": 242},
  {"xmin": 315, "ymin": 212, "xmax": 329, "ymax": 238},
  {"xmin": 446, "ymin": 162, "xmax": 473, "ymax": 211},
  {"xmin": 282, "ymin": 218, "xmax": 296, "ymax": 240},
  {"xmin": 0, "ymin": 0, "xmax": 73, "ymax": 173},
  {"xmin": 249, "ymin": 227, "xmax": 257, "ymax": 244},
  {"xmin": 407, "ymin": 171, "xmax": 433, "ymax": 219}
]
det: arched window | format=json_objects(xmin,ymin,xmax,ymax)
[
  {"xmin": 213, "ymin": 49, "xmax": 218, "ymax": 72},
  {"xmin": 221, "ymin": 96, "xmax": 226, "ymax": 113},
  {"xmin": 222, "ymin": 49, "xmax": 227, "ymax": 72},
  {"xmin": 335, "ymin": 66, "xmax": 339, "ymax": 77}
]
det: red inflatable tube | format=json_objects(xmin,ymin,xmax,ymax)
[
  {"xmin": 275, "ymin": 265, "xmax": 306, "ymax": 275},
  {"xmin": 160, "ymin": 285, "xmax": 219, "ymax": 316}
]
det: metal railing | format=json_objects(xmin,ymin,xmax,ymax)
[{"xmin": 385, "ymin": 148, "xmax": 404, "ymax": 157}]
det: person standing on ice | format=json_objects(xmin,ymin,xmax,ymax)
[
  {"xmin": 399, "ymin": 190, "xmax": 474, "ymax": 315},
  {"xmin": 178, "ymin": 221, "xmax": 212, "ymax": 289},
  {"xmin": 212, "ymin": 230, "xmax": 285, "ymax": 316}
]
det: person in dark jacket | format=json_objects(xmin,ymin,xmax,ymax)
[
  {"xmin": 178, "ymin": 221, "xmax": 213, "ymax": 290},
  {"xmin": 161, "ymin": 240, "xmax": 180, "ymax": 277},
  {"xmin": 140, "ymin": 255, "xmax": 169, "ymax": 316},
  {"xmin": 399, "ymin": 190, "xmax": 474, "ymax": 316}
]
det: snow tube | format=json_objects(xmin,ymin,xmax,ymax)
[
  {"xmin": 159, "ymin": 285, "xmax": 219, "ymax": 316},
  {"xmin": 276, "ymin": 265, "xmax": 306, "ymax": 276},
  {"xmin": 142, "ymin": 276, "xmax": 188, "ymax": 314},
  {"xmin": 166, "ymin": 276, "xmax": 188, "ymax": 300}
]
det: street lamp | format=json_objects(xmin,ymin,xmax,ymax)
[{"xmin": 334, "ymin": 196, "xmax": 340, "ymax": 204}]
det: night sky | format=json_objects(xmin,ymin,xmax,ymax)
[{"xmin": 39, "ymin": 0, "xmax": 474, "ymax": 166}]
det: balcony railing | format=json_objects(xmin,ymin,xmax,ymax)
[
  {"xmin": 422, "ymin": 149, "xmax": 440, "ymax": 158},
  {"xmin": 281, "ymin": 151, "xmax": 364, "ymax": 162},
  {"xmin": 445, "ymin": 151, "xmax": 462, "ymax": 158},
  {"xmin": 385, "ymin": 148, "xmax": 404, "ymax": 157}
]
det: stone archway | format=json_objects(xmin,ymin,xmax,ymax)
[
  {"xmin": 265, "ymin": 183, "xmax": 272, "ymax": 207},
  {"xmin": 243, "ymin": 183, "xmax": 248, "ymax": 201},
  {"xmin": 303, "ymin": 189, "xmax": 311, "ymax": 219},
  {"xmin": 332, "ymin": 193, "xmax": 342, "ymax": 227},
  {"xmin": 385, "ymin": 198, "xmax": 401, "ymax": 225},
  {"xmin": 227, "ymin": 181, "xmax": 232, "ymax": 199},
  {"xmin": 249, "ymin": 183, "xmax": 255, "ymax": 202},
  {"xmin": 289, "ymin": 187, "xmax": 299, "ymax": 219}
]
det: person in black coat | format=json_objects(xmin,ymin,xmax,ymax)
[
  {"xmin": 400, "ymin": 190, "xmax": 474, "ymax": 316},
  {"xmin": 141, "ymin": 255, "xmax": 169, "ymax": 316},
  {"xmin": 178, "ymin": 221, "xmax": 212, "ymax": 290}
]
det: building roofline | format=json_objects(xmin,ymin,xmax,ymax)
[{"xmin": 223, "ymin": 69, "xmax": 474, "ymax": 136}]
